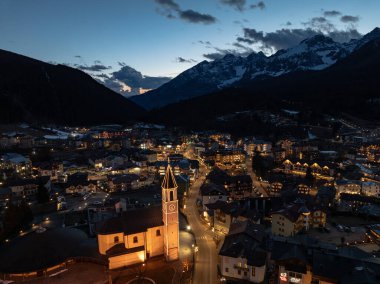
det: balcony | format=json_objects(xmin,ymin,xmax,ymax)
[{"xmin": 233, "ymin": 264, "xmax": 249, "ymax": 271}]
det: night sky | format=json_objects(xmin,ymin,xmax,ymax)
[{"xmin": 1, "ymin": 0, "xmax": 379, "ymax": 77}]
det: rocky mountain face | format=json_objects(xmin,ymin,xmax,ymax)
[
  {"xmin": 132, "ymin": 28, "xmax": 380, "ymax": 110},
  {"xmin": 145, "ymin": 37, "xmax": 380, "ymax": 129}
]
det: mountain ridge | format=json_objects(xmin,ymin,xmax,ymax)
[
  {"xmin": 145, "ymin": 37, "xmax": 380, "ymax": 129},
  {"xmin": 0, "ymin": 49, "xmax": 145, "ymax": 125},
  {"xmin": 132, "ymin": 27, "xmax": 380, "ymax": 110}
]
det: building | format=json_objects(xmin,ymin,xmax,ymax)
[
  {"xmin": 0, "ymin": 153, "xmax": 32, "ymax": 176},
  {"xmin": 362, "ymin": 181, "xmax": 380, "ymax": 197},
  {"xmin": 271, "ymin": 235, "xmax": 380, "ymax": 284},
  {"xmin": 206, "ymin": 200, "xmax": 261, "ymax": 235},
  {"xmin": 271, "ymin": 200, "xmax": 326, "ymax": 237},
  {"xmin": 199, "ymin": 182, "xmax": 228, "ymax": 211},
  {"xmin": 245, "ymin": 140, "xmax": 272, "ymax": 156},
  {"xmin": 219, "ymin": 220, "xmax": 267, "ymax": 283},
  {"xmin": 335, "ymin": 179, "xmax": 362, "ymax": 196},
  {"xmin": 97, "ymin": 162, "xmax": 179, "ymax": 269}
]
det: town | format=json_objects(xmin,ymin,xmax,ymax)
[{"xmin": 1, "ymin": 113, "xmax": 380, "ymax": 284}]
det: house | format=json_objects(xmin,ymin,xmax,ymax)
[
  {"xmin": 335, "ymin": 179, "xmax": 362, "ymax": 196},
  {"xmin": 206, "ymin": 200, "xmax": 261, "ymax": 234},
  {"xmin": 206, "ymin": 168, "xmax": 253, "ymax": 200},
  {"xmin": 96, "ymin": 162, "xmax": 179, "ymax": 269},
  {"xmin": 271, "ymin": 200, "xmax": 326, "ymax": 237},
  {"xmin": 245, "ymin": 140, "xmax": 272, "ymax": 157},
  {"xmin": 271, "ymin": 235, "xmax": 380, "ymax": 284},
  {"xmin": 362, "ymin": 181, "xmax": 380, "ymax": 197},
  {"xmin": 199, "ymin": 182, "xmax": 228, "ymax": 211},
  {"xmin": 107, "ymin": 174, "xmax": 140, "ymax": 192},
  {"xmin": 6, "ymin": 177, "xmax": 51, "ymax": 198},
  {"xmin": 0, "ymin": 153, "xmax": 32, "ymax": 176},
  {"xmin": 34, "ymin": 161, "xmax": 64, "ymax": 181},
  {"xmin": 65, "ymin": 173, "xmax": 97, "ymax": 194},
  {"xmin": 219, "ymin": 220, "xmax": 267, "ymax": 283}
]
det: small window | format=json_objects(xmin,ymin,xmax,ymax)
[
  {"xmin": 170, "ymin": 191, "xmax": 174, "ymax": 201},
  {"xmin": 156, "ymin": 229, "xmax": 161, "ymax": 236},
  {"xmin": 252, "ymin": 267, "xmax": 255, "ymax": 276},
  {"xmin": 114, "ymin": 236, "xmax": 119, "ymax": 243},
  {"xmin": 244, "ymin": 271, "xmax": 247, "ymax": 276},
  {"xmin": 238, "ymin": 270, "xmax": 241, "ymax": 275},
  {"xmin": 133, "ymin": 236, "xmax": 138, "ymax": 243},
  {"xmin": 225, "ymin": 268, "xmax": 229, "ymax": 273}
]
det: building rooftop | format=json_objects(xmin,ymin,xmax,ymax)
[{"xmin": 97, "ymin": 205, "xmax": 164, "ymax": 235}]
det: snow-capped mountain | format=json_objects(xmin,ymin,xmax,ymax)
[{"xmin": 131, "ymin": 28, "xmax": 380, "ymax": 110}]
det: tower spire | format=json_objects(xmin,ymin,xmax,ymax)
[{"xmin": 162, "ymin": 157, "xmax": 177, "ymax": 189}]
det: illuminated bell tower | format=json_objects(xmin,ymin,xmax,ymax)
[{"xmin": 162, "ymin": 159, "xmax": 179, "ymax": 261}]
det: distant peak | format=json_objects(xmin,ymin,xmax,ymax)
[
  {"xmin": 301, "ymin": 34, "xmax": 334, "ymax": 46},
  {"xmin": 247, "ymin": 51, "xmax": 267, "ymax": 61},
  {"xmin": 363, "ymin": 27, "xmax": 380, "ymax": 39},
  {"xmin": 221, "ymin": 53, "xmax": 237, "ymax": 60}
]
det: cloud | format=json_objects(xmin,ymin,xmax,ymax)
[
  {"xmin": 203, "ymin": 53, "xmax": 225, "ymax": 60},
  {"xmin": 179, "ymin": 9, "xmax": 216, "ymax": 24},
  {"xmin": 236, "ymin": 36, "xmax": 255, "ymax": 44},
  {"xmin": 323, "ymin": 10, "xmax": 341, "ymax": 17},
  {"xmin": 198, "ymin": 40, "xmax": 212, "ymax": 46},
  {"xmin": 118, "ymin": 61, "xmax": 127, "ymax": 67},
  {"xmin": 220, "ymin": 0, "xmax": 246, "ymax": 11},
  {"xmin": 341, "ymin": 15, "xmax": 359, "ymax": 23},
  {"xmin": 240, "ymin": 27, "xmax": 362, "ymax": 52},
  {"xmin": 303, "ymin": 17, "xmax": 335, "ymax": 33},
  {"xmin": 327, "ymin": 29, "xmax": 361, "ymax": 43},
  {"xmin": 203, "ymin": 45, "xmax": 253, "ymax": 61},
  {"xmin": 154, "ymin": 0, "xmax": 180, "ymax": 11},
  {"xmin": 152, "ymin": 0, "xmax": 217, "ymax": 24},
  {"xmin": 76, "ymin": 64, "xmax": 112, "ymax": 72},
  {"xmin": 74, "ymin": 55, "xmax": 82, "ymax": 58},
  {"xmin": 286, "ymin": 21, "xmax": 292, "ymax": 26},
  {"xmin": 175, "ymin": 57, "xmax": 197, "ymax": 63},
  {"xmin": 95, "ymin": 73, "xmax": 110, "ymax": 79},
  {"xmin": 250, "ymin": 1, "xmax": 265, "ymax": 10}
]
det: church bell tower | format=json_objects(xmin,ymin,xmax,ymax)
[{"xmin": 162, "ymin": 159, "xmax": 179, "ymax": 261}]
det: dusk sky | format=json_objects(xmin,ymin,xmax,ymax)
[{"xmin": 1, "ymin": 0, "xmax": 379, "ymax": 77}]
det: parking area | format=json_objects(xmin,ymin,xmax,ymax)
[{"xmin": 308, "ymin": 225, "xmax": 368, "ymax": 246}]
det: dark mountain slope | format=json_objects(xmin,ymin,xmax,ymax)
[
  {"xmin": 146, "ymin": 38, "xmax": 380, "ymax": 128},
  {"xmin": 0, "ymin": 49, "xmax": 144, "ymax": 125}
]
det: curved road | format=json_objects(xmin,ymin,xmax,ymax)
[{"xmin": 185, "ymin": 171, "xmax": 218, "ymax": 284}]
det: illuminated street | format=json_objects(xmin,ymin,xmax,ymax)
[
  {"xmin": 246, "ymin": 156, "xmax": 269, "ymax": 197},
  {"xmin": 185, "ymin": 168, "xmax": 218, "ymax": 284}
]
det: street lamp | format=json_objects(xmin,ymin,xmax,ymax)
[{"xmin": 187, "ymin": 225, "xmax": 191, "ymax": 231}]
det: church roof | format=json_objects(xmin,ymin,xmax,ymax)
[
  {"xmin": 97, "ymin": 205, "xmax": 163, "ymax": 235},
  {"xmin": 106, "ymin": 243, "xmax": 145, "ymax": 257},
  {"xmin": 161, "ymin": 161, "xmax": 177, "ymax": 189}
]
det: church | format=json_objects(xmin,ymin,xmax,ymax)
[{"xmin": 97, "ymin": 162, "xmax": 180, "ymax": 269}]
